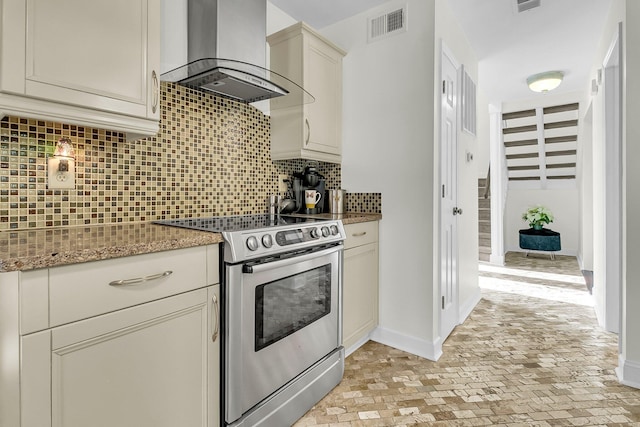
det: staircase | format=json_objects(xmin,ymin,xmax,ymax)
[{"xmin": 478, "ymin": 178, "xmax": 491, "ymax": 262}]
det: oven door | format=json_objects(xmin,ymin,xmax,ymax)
[{"xmin": 225, "ymin": 244, "xmax": 342, "ymax": 424}]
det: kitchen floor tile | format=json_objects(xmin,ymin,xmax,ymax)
[{"xmin": 294, "ymin": 253, "xmax": 640, "ymax": 426}]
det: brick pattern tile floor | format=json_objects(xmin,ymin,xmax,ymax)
[{"xmin": 295, "ymin": 253, "xmax": 640, "ymax": 426}]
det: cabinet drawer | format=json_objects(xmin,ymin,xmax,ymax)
[
  {"xmin": 49, "ymin": 246, "xmax": 215, "ymax": 327},
  {"xmin": 344, "ymin": 222, "xmax": 378, "ymax": 250}
]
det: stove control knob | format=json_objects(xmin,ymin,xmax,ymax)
[
  {"xmin": 246, "ymin": 236, "xmax": 259, "ymax": 251},
  {"xmin": 262, "ymin": 234, "xmax": 273, "ymax": 248},
  {"xmin": 321, "ymin": 226, "xmax": 330, "ymax": 237},
  {"xmin": 330, "ymin": 225, "xmax": 339, "ymax": 236},
  {"xmin": 310, "ymin": 227, "xmax": 321, "ymax": 239}
]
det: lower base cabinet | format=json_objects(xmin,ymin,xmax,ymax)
[
  {"xmin": 21, "ymin": 285, "xmax": 220, "ymax": 427},
  {"xmin": 342, "ymin": 222, "xmax": 379, "ymax": 351},
  {"xmin": 10, "ymin": 245, "xmax": 221, "ymax": 427}
]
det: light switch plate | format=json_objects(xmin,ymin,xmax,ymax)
[{"xmin": 47, "ymin": 157, "xmax": 75, "ymax": 189}]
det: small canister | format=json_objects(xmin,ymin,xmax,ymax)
[
  {"xmin": 327, "ymin": 189, "xmax": 345, "ymax": 214},
  {"xmin": 267, "ymin": 194, "xmax": 281, "ymax": 221}
]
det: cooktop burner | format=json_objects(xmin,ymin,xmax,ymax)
[{"xmin": 154, "ymin": 214, "xmax": 327, "ymax": 233}]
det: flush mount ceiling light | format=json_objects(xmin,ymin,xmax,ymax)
[{"xmin": 526, "ymin": 71, "xmax": 564, "ymax": 93}]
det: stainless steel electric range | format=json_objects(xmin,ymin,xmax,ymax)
[{"xmin": 155, "ymin": 214, "xmax": 346, "ymax": 427}]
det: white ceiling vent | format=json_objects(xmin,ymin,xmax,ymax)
[
  {"xmin": 515, "ymin": 0, "xmax": 541, "ymax": 13},
  {"xmin": 368, "ymin": 5, "xmax": 407, "ymax": 43}
]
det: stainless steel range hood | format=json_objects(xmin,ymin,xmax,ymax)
[{"xmin": 161, "ymin": 0, "xmax": 313, "ymax": 105}]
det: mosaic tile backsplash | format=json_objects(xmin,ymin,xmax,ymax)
[
  {"xmin": 345, "ymin": 193, "xmax": 382, "ymax": 214},
  {"xmin": 0, "ymin": 82, "xmax": 380, "ymax": 231}
]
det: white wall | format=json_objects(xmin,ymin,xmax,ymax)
[
  {"xmin": 160, "ymin": 0, "xmax": 188, "ymax": 74},
  {"xmin": 266, "ymin": 3, "xmax": 297, "ymax": 35},
  {"xmin": 476, "ymin": 89, "xmax": 491, "ymax": 180},
  {"xmin": 502, "ymin": 91, "xmax": 585, "ymax": 114},
  {"xmin": 590, "ymin": 23, "xmax": 610, "ymax": 332},
  {"xmin": 320, "ymin": 0, "xmax": 479, "ymax": 360},
  {"xmin": 504, "ymin": 189, "xmax": 579, "ymax": 255},
  {"xmin": 322, "ymin": 0, "xmax": 438, "ymax": 358},
  {"xmin": 578, "ymin": 102, "xmax": 594, "ymax": 270}
]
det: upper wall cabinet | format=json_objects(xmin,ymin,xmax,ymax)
[
  {"xmin": 0, "ymin": 0, "xmax": 160, "ymax": 141},
  {"xmin": 268, "ymin": 22, "xmax": 346, "ymax": 164}
]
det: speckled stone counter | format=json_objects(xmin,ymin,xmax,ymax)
[
  {"xmin": 0, "ymin": 223, "xmax": 223, "ymax": 273},
  {"xmin": 0, "ymin": 213, "xmax": 380, "ymax": 273}
]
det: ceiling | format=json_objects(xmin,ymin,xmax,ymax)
[{"xmin": 269, "ymin": 0, "xmax": 613, "ymax": 105}]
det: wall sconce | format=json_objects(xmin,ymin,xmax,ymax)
[
  {"xmin": 526, "ymin": 71, "xmax": 564, "ymax": 93},
  {"xmin": 47, "ymin": 137, "xmax": 76, "ymax": 189}
]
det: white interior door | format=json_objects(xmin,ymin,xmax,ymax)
[{"xmin": 440, "ymin": 46, "xmax": 459, "ymax": 341}]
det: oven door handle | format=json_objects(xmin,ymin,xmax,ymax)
[{"xmin": 240, "ymin": 244, "xmax": 342, "ymax": 275}]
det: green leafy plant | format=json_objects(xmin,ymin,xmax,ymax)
[{"xmin": 522, "ymin": 205, "xmax": 554, "ymax": 229}]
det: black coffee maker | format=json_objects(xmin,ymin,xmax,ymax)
[{"xmin": 292, "ymin": 165, "xmax": 326, "ymax": 214}]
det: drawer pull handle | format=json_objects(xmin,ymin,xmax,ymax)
[
  {"xmin": 211, "ymin": 294, "xmax": 220, "ymax": 342},
  {"xmin": 109, "ymin": 270, "xmax": 173, "ymax": 287},
  {"xmin": 352, "ymin": 232, "xmax": 367, "ymax": 237}
]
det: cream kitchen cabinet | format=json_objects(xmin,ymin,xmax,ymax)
[
  {"xmin": 268, "ymin": 22, "xmax": 346, "ymax": 164},
  {"xmin": 0, "ymin": 0, "xmax": 160, "ymax": 141},
  {"xmin": 0, "ymin": 245, "xmax": 220, "ymax": 427},
  {"xmin": 342, "ymin": 221, "xmax": 379, "ymax": 353}
]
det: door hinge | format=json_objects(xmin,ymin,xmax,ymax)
[
  {"xmin": 442, "ymin": 296, "xmax": 445, "ymax": 309},
  {"xmin": 442, "ymin": 184, "xmax": 445, "ymax": 198},
  {"xmin": 442, "ymin": 80, "xmax": 446, "ymax": 94}
]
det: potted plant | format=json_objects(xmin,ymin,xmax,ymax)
[{"xmin": 522, "ymin": 205, "xmax": 554, "ymax": 230}]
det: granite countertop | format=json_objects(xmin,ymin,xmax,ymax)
[
  {"xmin": 0, "ymin": 213, "xmax": 381, "ymax": 273},
  {"xmin": 0, "ymin": 223, "xmax": 223, "ymax": 273}
]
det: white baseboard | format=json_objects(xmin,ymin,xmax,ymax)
[
  {"xmin": 489, "ymin": 253, "xmax": 504, "ymax": 265},
  {"xmin": 576, "ymin": 252, "xmax": 584, "ymax": 270},
  {"xmin": 370, "ymin": 326, "xmax": 442, "ymax": 361},
  {"xmin": 344, "ymin": 334, "xmax": 372, "ymax": 357},
  {"xmin": 616, "ymin": 354, "xmax": 640, "ymax": 389},
  {"xmin": 459, "ymin": 287, "xmax": 481, "ymax": 324}
]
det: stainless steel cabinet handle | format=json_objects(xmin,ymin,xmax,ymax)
[
  {"xmin": 211, "ymin": 294, "xmax": 219, "ymax": 342},
  {"xmin": 352, "ymin": 232, "xmax": 367, "ymax": 237},
  {"xmin": 240, "ymin": 245, "xmax": 342, "ymax": 275},
  {"xmin": 304, "ymin": 118, "xmax": 310, "ymax": 145},
  {"xmin": 151, "ymin": 70, "xmax": 159, "ymax": 114},
  {"xmin": 109, "ymin": 270, "xmax": 172, "ymax": 286}
]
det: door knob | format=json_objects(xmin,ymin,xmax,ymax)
[{"xmin": 453, "ymin": 207, "xmax": 463, "ymax": 215}]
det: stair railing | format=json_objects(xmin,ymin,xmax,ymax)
[{"xmin": 483, "ymin": 165, "xmax": 490, "ymax": 199}]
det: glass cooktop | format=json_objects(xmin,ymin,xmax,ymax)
[{"xmin": 154, "ymin": 214, "xmax": 328, "ymax": 233}]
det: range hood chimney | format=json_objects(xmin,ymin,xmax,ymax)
[{"xmin": 161, "ymin": 0, "xmax": 312, "ymax": 105}]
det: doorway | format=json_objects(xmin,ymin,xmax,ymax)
[
  {"xmin": 440, "ymin": 43, "xmax": 460, "ymax": 341},
  {"xmin": 594, "ymin": 23, "xmax": 622, "ymax": 334}
]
